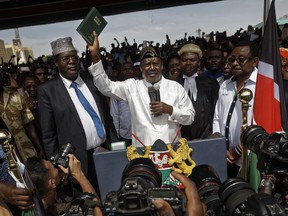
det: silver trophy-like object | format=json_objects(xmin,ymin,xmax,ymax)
[{"xmin": 0, "ymin": 129, "xmax": 24, "ymax": 184}]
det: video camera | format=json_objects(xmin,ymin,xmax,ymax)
[
  {"xmin": 189, "ymin": 164, "xmax": 286, "ymax": 216},
  {"xmin": 102, "ymin": 158, "xmax": 185, "ymax": 216},
  {"xmin": 241, "ymin": 125, "xmax": 288, "ymax": 175},
  {"xmin": 50, "ymin": 143, "xmax": 76, "ymax": 168}
]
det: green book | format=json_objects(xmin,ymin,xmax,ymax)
[{"xmin": 76, "ymin": 7, "xmax": 107, "ymax": 44}]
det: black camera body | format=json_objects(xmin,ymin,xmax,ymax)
[
  {"xmin": 103, "ymin": 158, "xmax": 185, "ymax": 216},
  {"xmin": 64, "ymin": 192, "xmax": 99, "ymax": 216},
  {"xmin": 219, "ymin": 177, "xmax": 286, "ymax": 216},
  {"xmin": 190, "ymin": 165, "xmax": 287, "ymax": 216},
  {"xmin": 50, "ymin": 143, "xmax": 76, "ymax": 168},
  {"xmin": 241, "ymin": 125, "xmax": 288, "ymax": 174}
]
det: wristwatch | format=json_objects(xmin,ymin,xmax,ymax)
[{"xmin": 260, "ymin": 178, "xmax": 274, "ymax": 189}]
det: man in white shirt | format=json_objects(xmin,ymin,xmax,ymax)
[
  {"xmin": 213, "ymin": 40, "xmax": 259, "ymax": 178},
  {"xmin": 88, "ymin": 32, "xmax": 195, "ymax": 147}
]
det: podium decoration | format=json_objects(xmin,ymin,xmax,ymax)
[
  {"xmin": 126, "ymin": 138, "xmax": 196, "ymax": 186},
  {"xmin": 167, "ymin": 138, "xmax": 196, "ymax": 176}
]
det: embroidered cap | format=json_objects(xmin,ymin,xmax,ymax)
[
  {"xmin": 178, "ymin": 43, "xmax": 202, "ymax": 58},
  {"xmin": 140, "ymin": 46, "xmax": 160, "ymax": 62},
  {"xmin": 50, "ymin": 37, "xmax": 77, "ymax": 56}
]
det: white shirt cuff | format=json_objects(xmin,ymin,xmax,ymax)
[{"xmin": 88, "ymin": 60, "xmax": 105, "ymax": 76}]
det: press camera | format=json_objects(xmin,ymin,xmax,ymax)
[
  {"xmin": 50, "ymin": 143, "xmax": 76, "ymax": 168},
  {"xmin": 241, "ymin": 125, "xmax": 288, "ymax": 174},
  {"xmin": 64, "ymin": 192, "xmax": 100, "ymax": 216},
  {"xmin": 190, "ymin": 164, "xmax": 286, "ymax": 216},
  {"xmin": 189, "ymin": 164, "xmax": 223, "ymax": 216},
  {"xmin": 102, "ymin": 158, "xmax": 185, "ymax": 216},
  {"xmin": 220, "ymin": 177, "xmax": 286, "ymax": 216}
]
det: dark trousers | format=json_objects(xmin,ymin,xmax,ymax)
[{"xmin": 87, "ymin": 148, "xmax": 100, "ymax": 196}]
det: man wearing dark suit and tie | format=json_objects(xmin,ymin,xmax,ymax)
[
  {"xmin": 37, "ymin": 37, "xmax": 113, "ymax": 188},
  {"xmin": 177, "ymin": 43, "xmax": 220, "ymax": 140}
]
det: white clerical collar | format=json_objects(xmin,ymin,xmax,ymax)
[
  {"xmin": 183, "ymin": 74, "xmax": 198, "ymax": 101},
  {"xmin": 183, "ymin": 73, "xmax": 198, "ymax": 79}
]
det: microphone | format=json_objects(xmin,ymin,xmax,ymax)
[
  {"xmin": 148, "ymin": 86, "xmax": 157, "ymax": 102},
  {"xmin": 154, "ymin": 84, "xmax": 161, "ymax": 102},
  {"xmin": 148, "ymin": 85, "xmax": 161, "ymax": 117}
]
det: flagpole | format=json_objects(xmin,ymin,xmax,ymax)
[{"xmin": 263, "ymin": 0, "xmax": 272, "ymax": 34}]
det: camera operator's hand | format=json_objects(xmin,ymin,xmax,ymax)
[
  {"xmin": 153, "ymin": 171, "xmax": 206, "ymax": 216},
  {"xmin": 227, "ymin": 148, "xmax": 240, "ymax": 164},
  {"xmin": 172, "ymin": 171, "xmax": 206, "ymax": 216},
  {"xmin": 59, "ymin": 155, "xmax": 103, "ymax": 216},
  {"xmin": 152, "ymin": 199, "xmax": 176, "ymax": 216},
  {"xmin": 58, "ymin": 154, "xmax": 83, "ymax": 180},
  {"xmin": 0, "ymin": 182, "xmax": 35, "ymax": 210}
]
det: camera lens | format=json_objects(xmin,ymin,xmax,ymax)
[
  {"xmin": 241, "ymin": 125, "xmax": 268, "ymax": 153},
  {"xmin": 189, "ymin": 165, "xmax": 222, "ymax": 215},
  {"xmin": 121, "ymin": 158, "xmax": 162, "ymax": 188},
  {"xmin": 61, "ymin": 143, "xmax": 76, "ymax": 156},
  {"xmin": 219, "ymin": 177, "xmax": 255, "ymax": 215}
]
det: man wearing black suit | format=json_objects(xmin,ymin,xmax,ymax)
[
  {"xmin": 177, "ymin": 43, "xmax": 219, "ymax": 140},
  {"xmin": 37, "ymin": 37, "xmax": 113, "ymax": 187}
]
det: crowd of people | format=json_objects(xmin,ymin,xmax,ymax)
[{"xmin": 0, "ymin": 23, "xmax": 288, "ymax": 215}]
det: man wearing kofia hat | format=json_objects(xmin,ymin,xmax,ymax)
[
  {"xmin": 87, "ymin": 32, "xmax": 195, "ymax": 147},
  {"xmin": 37, "ymin": 36, "xmax": 114, "ymax": 189}
]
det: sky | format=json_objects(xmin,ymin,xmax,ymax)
[{"xmin": 0, "ymin": 0, "xmax": 288, "ymax": 58}]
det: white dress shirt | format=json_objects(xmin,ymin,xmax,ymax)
[
  {"xmin": 60, "ymin": 74, "xmax": 105, "ymax": 150},
  {"xmin": 213, "ymin": 68, "xmax": 258, "ymax": 165},
  {"xmin": 89, "ymin": 61, "xmax": 195, "ymax": 147}
]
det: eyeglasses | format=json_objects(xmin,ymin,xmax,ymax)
[
  {"xmin": 61, "ymin": 56, "xmax": 79, "ymax": 63},
  {"xmin": 227, "ymin": 55, "xmax": 252, "ymax": 65}
]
